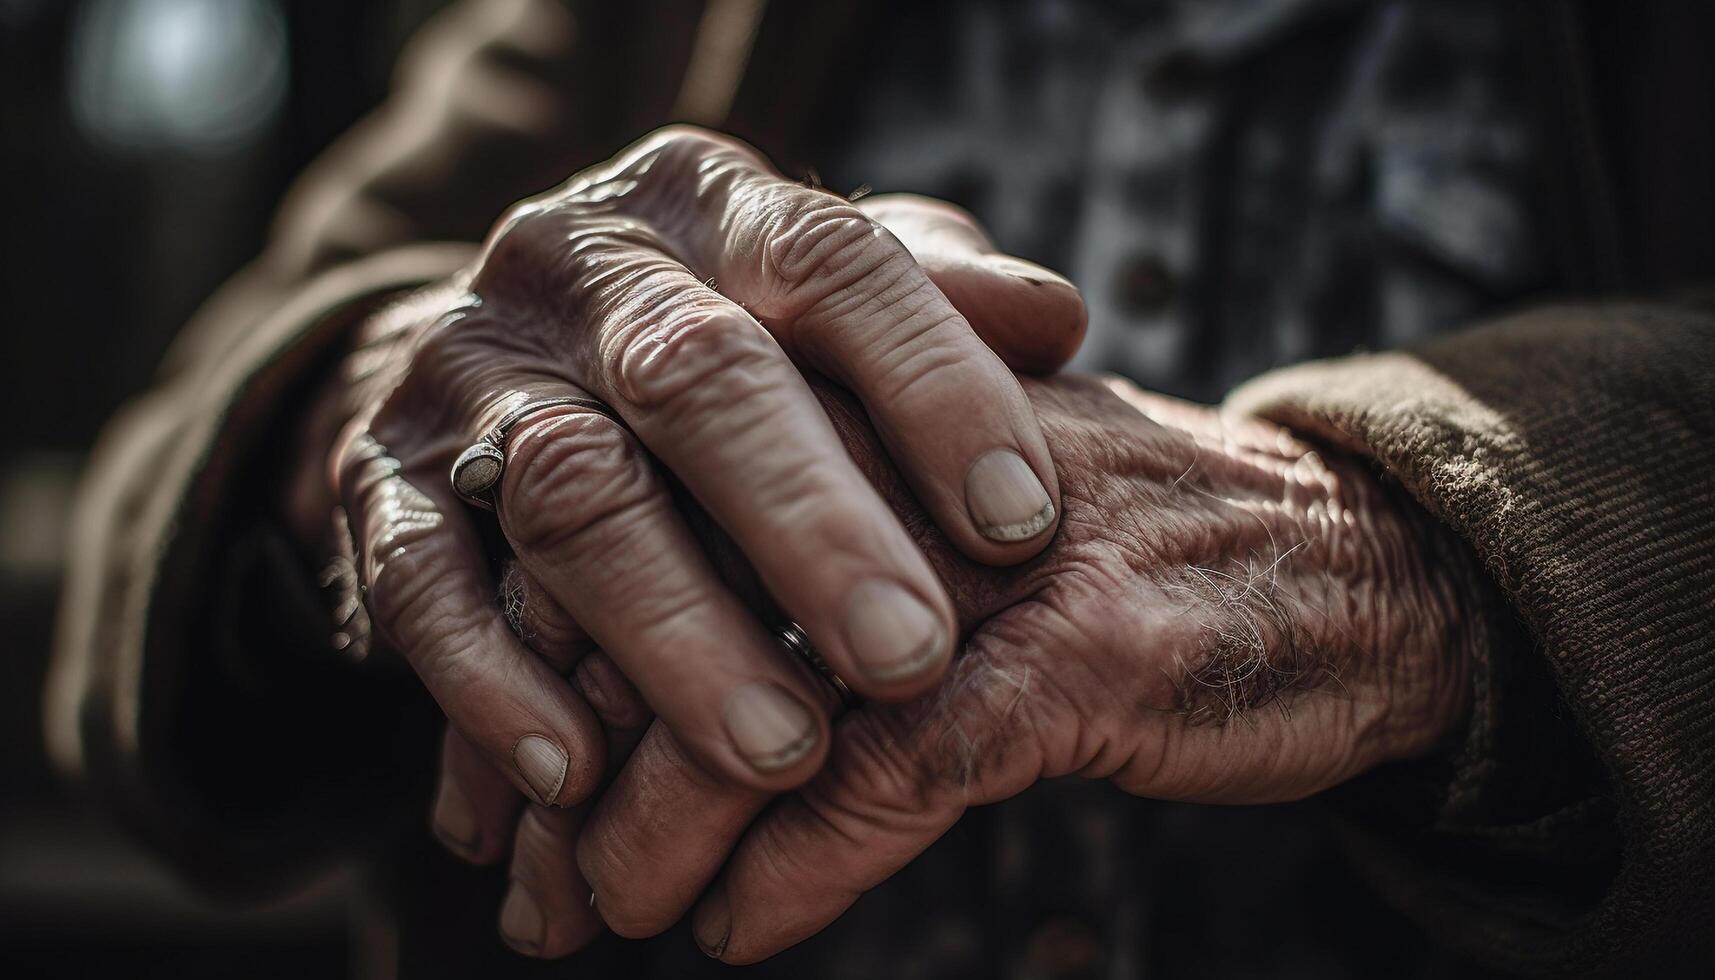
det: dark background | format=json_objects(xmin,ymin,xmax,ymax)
[{"xmin": 1, "ymin": 2, "xmax": 450, "ymax": 976}]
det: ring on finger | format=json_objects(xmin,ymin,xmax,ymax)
[
  {"xmin": 451, "ymin": 395, "xmax": 621, "ymax": 511},
  {"xmin": 774, "ymin": 620, "xmax": 859, "ymax": 710}
]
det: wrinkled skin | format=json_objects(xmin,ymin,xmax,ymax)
[
  {"xmin": 299, "ymin": 125, "xmax": 1479, "ymax": 962},
  {"xmin": 442, "ymin": 373, "xmax": 1480, "ymax": 961},
  {"xmin": 301, "ymin": 125, "xmax": 1089, "ymax": 832}
]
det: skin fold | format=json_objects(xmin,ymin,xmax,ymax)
[
  {"xmin": 472, "ymin": 372, "xmax": 1482, "ymax": 961},
  {"xmin": 295, "ymin": 125, "xmax": 1483, "ymax": 961},
  {"xmin": 299, "ymin": 126, "xmax": 1090, "ymax": 821}
]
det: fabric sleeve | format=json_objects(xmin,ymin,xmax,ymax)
[
  {"xmin": 44, "ymin": 0, "xmax": 697, "ymax": 892},
  {"xmin": 47, "ymin": 246, "xmax": 473, "ymax": 894},
  {"xmin": 1225, "ymin": 302, "xmax": 1715, "ymax": 974}
]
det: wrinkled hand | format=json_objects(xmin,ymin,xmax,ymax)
[
  {"xmin": 500, "ymin": 372, "xmax": 1481, "ymax": 961},
  {"xmin": 303, "ymin": 123, "xmax": 1088, "ymax": 828},
  {"xmin": 291, "ymin": 125, "xmax": 1094, "ymax": 953}
]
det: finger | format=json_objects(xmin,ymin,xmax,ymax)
[
  {"xmin": 477, "ymin": 222, "xmax": 959, "ymax": 702},
  {"xmin": 488, "ymin": 390, "xmax": 833, "ymax": 792},
  {"xmin": 337, "ymin": 426, "xmax": 603, "ymax": 807},
  {"xmin": 432, "ymin": 726, "xmax": 522, "ymax": 865},
  {"xmin": 577, "ymin": 722, "xmax": 770, "ymax": 938},
  {"xmin": 572, "ymin": 650, "xmax": 653, "ymax": 760},
  {"xmin": 496, "ymin": 560, "xmax": 651, "ymax": 742},
  {"xmin": 497, "ymin": 559, "xmax": 591, "ymax": 671},
  {"xmin": 657, "ymin": 131, "xmax": 1064, "ymax": 565},
  {"xmin": 570, "ymin": 610, "xmax": 848, "ymax": 938},
  {"xmin": 692, "ymin": 644, "xmax": 1047, "ymax": 964},
  {"xmin": 575, "ymin": 633, "xmax": 851, "ymax": 937},
  {"xmin": 430, "ymin": 651, "xmax": 653, "ymax": 869},
  {"xmin": 498, "ymin": 804, "xmax": 604, "ymax": 958},
  {"xmin": 858, "ymin": 193, "xmax": 1087, "ymax": 374},
  {"xmin": 500, "ymin": 652, "xmax": 656, "ymax": 955},
  {"xmin": 428, "ymin": 650, "xmax": 645, "ymax": 871}
]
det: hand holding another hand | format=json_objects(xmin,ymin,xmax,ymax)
[
  {"xmin": 482, "ymin": 373, "xmax": 1482, "ymax": 961},
  {"xmin": 294, "ymin": 125, "xmax": 1091, "ymax": 952},
  {"xmin": 310, "ymin": 123, "xmax": 1087, "ymax": 815},
  {"xmin": 305, "ymin": 125, "xmax": 1478, "ymax": 963}
]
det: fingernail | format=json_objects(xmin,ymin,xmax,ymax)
[
  {"xmin": 499, "ymin": 881, "xmax": 545, "ymax": 955},
  {"xmin": 693, "ymin": 884, "xmax": 731, "ymax": 960},
  {"xmin": 431, "ymin": 780, "xmax": 480, "ymax": 857},
  {"xmin": 723, "ymin": 682, "xmax": 818, "ymax": 772},
  {"xmin": 512, "ymin": 735, "xmax": 568, "ymax": 805},
  {"xmin": 985, "ymin": 254, "xmax": 1074, "ymax": 288},
  {"xmin": 844, "ymin": 578, "xmax": 946, "ymax": 681},
  {"xmin": 965, "ymin": 449, "xmax": 1054, "ymax": 542}
]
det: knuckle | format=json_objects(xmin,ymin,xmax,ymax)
[
  {"xmin": 479, "ymin": 198, "xmax": 649, "ymax": 300},
  {"xmin": 614, "ymin": 308, "xmax": 780, "ymax": 413},
  {"xmin": 366, "ymin": 533, "xmax": 479, "ymax": 657},
  {"xmin": 494, "ymin": 195, "xmax": 549, "ymax": 242},
  {"xmin": 501, "ymin": 412, "xmax": 656, "ymax": 555},
  {"xmin": 483, "ymin": 197, "xmax": 559, "ymax": 278},
  {"xmin": 761, "ymin": 201, "xmax": 893, "ymax": 290},
  {"xmin": 595, "ymin": 126, "xmax": 766, "ymax": 212},
  {"xmin": 643, "ymin": 124, "xmax": 769, "ymax": 177},
  {"xmin": 861, "ymin": 308, "xmax": 972, "ymax": 396},
  {"xmin": 570, "ymin": 246, "xmax": 693, "ymax": 330},
  {"xmin": 756, "ymin": 199, "xmax": 948, "ymax": 343},
  {"xmin": 647, "ymin": 123, "xmax": 740, "ymax": 160}
]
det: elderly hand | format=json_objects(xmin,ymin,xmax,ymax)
[
  {"xmin": 497, "ymin": 372, "xmax": 1482, "ymax": 961},
  {"xmin": 303, "ymin": 125, "xmax": 1087, "ymax": 876}
]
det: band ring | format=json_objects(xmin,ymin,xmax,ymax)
[
  {"xmin": 450, "ymin": 395, "xmax": 620, "ymax": 511},
  {"xmin": 773, "ymin": 620, "xmax": 858, "ymax": 709}
]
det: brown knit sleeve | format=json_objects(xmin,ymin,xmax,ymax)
[{"xmin": 1225, "ymin": 303, "xmax": 1715, "ymax": 974}]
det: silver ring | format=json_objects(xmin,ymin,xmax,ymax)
[
  {"xmin": 774, "ymin": 621, "xmax": 858, "ymax": 709},
  {"xmin": 450, "ymin": 395, "xmax": 619, "ymax": 511}
]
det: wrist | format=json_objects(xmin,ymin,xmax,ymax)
[{"xmin": 1367, "ymin": 480, "xmax": 1493, "ymax": 764}]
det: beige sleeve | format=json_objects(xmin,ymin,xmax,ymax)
[{"xmin": 1227, "ymin": 303, "xmax": 1715, "ymax": 974}]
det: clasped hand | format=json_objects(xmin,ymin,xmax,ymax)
[{"xmin": 308, "ymin": 127, "xmax": 1477, "ymax": 962}]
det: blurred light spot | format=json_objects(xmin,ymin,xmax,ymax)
[{"xmin": 68, "ymin": 0, "xmax": 287, "ymax": 152}]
